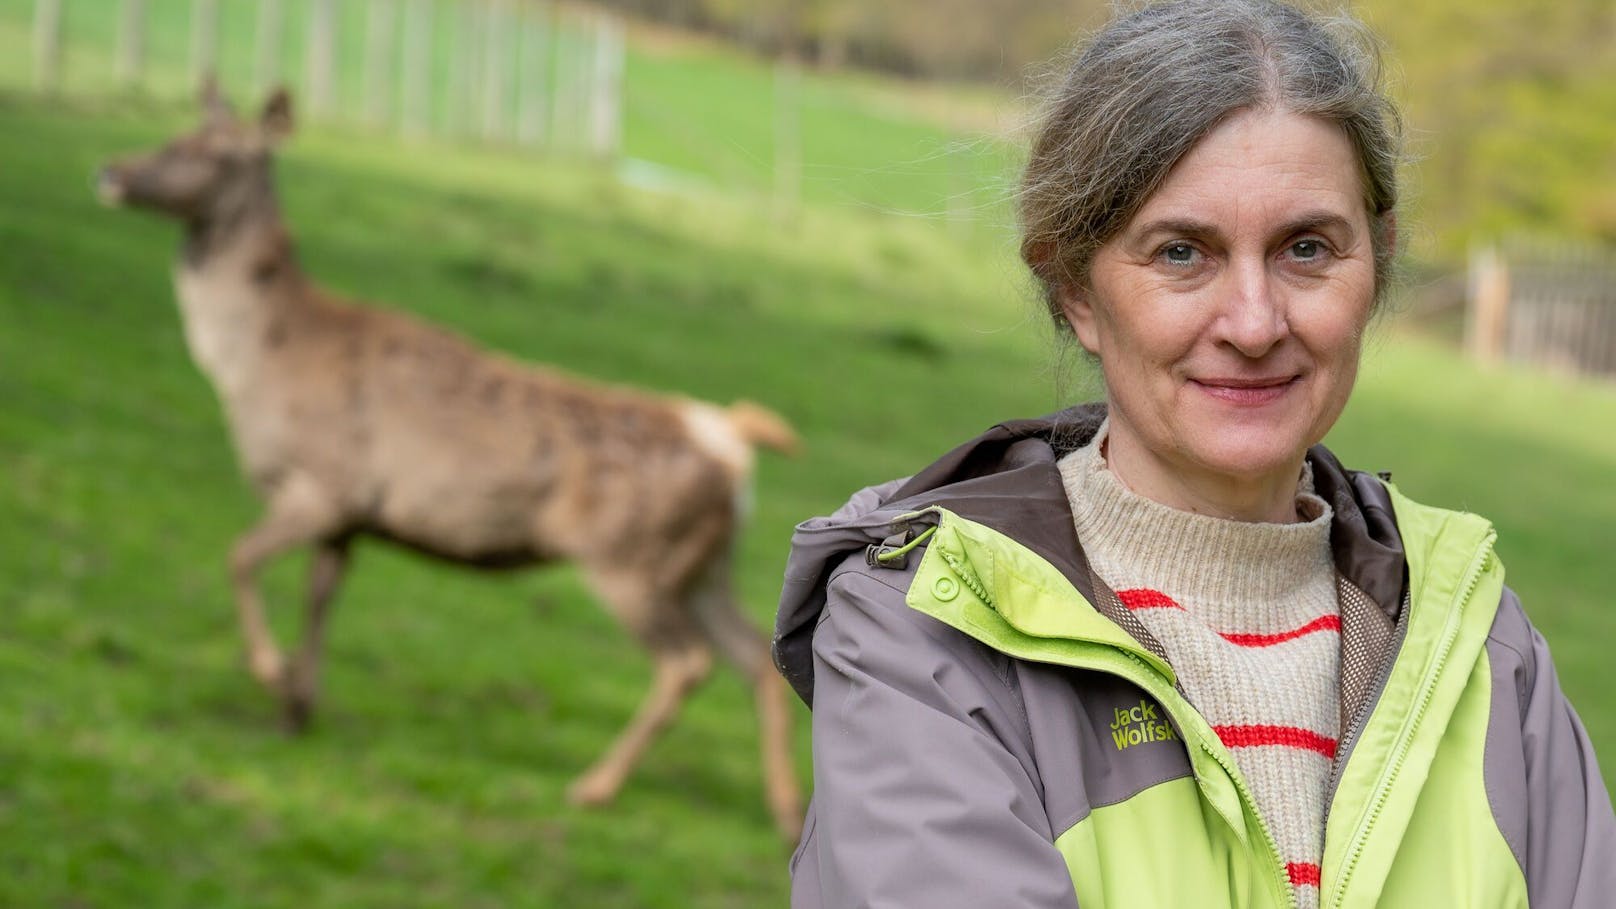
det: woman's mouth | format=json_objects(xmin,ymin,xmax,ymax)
[{"xmin": 1189, "ymin": 375, "xmax": 1300, "ymax": 406}]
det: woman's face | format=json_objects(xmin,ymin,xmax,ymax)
[{"xmin": 1060, "ymin": 108, "xmax": 1379, "ymax": 517}]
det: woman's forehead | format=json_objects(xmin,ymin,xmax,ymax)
[{"xmin": 1126, "ymin": 110, "xmax": 1369, "ymax": 238}]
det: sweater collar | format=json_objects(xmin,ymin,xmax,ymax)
[{"xmin": 1058, "ymin": 419, "xmax": 1334, "ymax": 607}]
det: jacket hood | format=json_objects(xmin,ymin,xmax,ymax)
[{"xmin": 773, "ymin": 402, "xmax": 1409, "ymax": 706}]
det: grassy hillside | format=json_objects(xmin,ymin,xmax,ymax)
[
  {"xmin": 3, "ymin": 88, "xmax": 1616, "ymax": 907},
  {"xmin": 0, "ymin": 91, "xmax": 1043, "ymax": 908}
]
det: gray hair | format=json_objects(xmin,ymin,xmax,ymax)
[{"xmin": 1019, "ymin": 0, "xmax": 1403, "ymax": 328}]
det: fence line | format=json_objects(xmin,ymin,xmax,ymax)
[
  {"xmin": 588, "ymin": 8, "xmax": 623, "ymax": 157},
  {"xmin": 254, "ymin": 0, "xmax": 284, "ymax": 96},
  {"xmin": 1467, "ymin": 240, "xmax": 1616, "ymax": 379},
  {"xmin": 517, "ymin": 5, "xmax": 550, "ymax": 146},
  {"xmin": 363, "ymin": 0, "xmax": 397, "ymax": 128},
  {"xmin": 399, "ymin": 0, "xmax": 431, "ymax": 138},
  {"xmin": 33, "ymin": 0, "xmax": 62, "ymax": 91},
  {"xmin": 305, "ymin": 0, "xmax": 336, "ymax": 118},
  {"xmin": 190, "ymin": 0, "xmax": 218, "ymax": 86},
  {"xmin": 21, "ymin": 0, "xmax": 625, "ymax": 159},
  {"xmin": 117, "ymin": 0, "xmax": 144, "ymax": 87}
]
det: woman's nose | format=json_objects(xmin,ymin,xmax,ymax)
[{"xmin": 1216, "ymin": 259, "xmax": 1289, "ymax": 357}]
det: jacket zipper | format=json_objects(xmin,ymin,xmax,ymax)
[
  {"xmin": 1322, "ymin": 532, "xmax": 1497, "ymax": 908},
  {"xmin": 1321, "ymin": 588, "xmax": 1411, "ymax": 835},
  {"xmin": 1109, "ymin": 649, "xmax": 1298, "ymax": 909}
]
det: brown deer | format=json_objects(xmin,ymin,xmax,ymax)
[{"xmin": 96, "ymin": 82, "xmax": 803, "ymax": 839}]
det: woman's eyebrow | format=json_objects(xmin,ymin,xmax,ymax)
[
  {"xmin": 1129, "ymin": 211, "xmax": 1358, "ymax": 242},
  {"xmin": 1279, "ymin": 211, "xmax": 1357, "ymax": 237},
  {"xmin": 1130, "ymin": 218, "xmax": 1218, "ymax": 241}
]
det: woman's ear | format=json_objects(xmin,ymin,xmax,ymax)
[{"xmin": 1057, "ymin": 283, "xmax": 1101, "ymax": 356}]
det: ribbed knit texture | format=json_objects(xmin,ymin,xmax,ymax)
[{"xmin": 1058, "ymin": 421, "xmax": 1340, "ymax": 909}]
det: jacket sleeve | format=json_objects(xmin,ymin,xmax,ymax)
[
  {"xmin": 791, "ymin": 563, "xmax": 1081, "ymax": 909},
  {"xmin": 1487, "ymin": 587, "xmax": 1616, "ymax": 907}
]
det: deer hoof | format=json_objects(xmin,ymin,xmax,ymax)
[
  {"xmin": 770, "ymin": 792, "xmax": 805, "ymax": 842},
  {"xmin": 565, "ymin": 772, "xmax": 621, "ymax": 808},
  {"xmin": 773, "ymin": 812, "xmax": 804, "ymax": 844},
  {"xmin": 247, "ymin": 650, "xmax": 287, "ymax": 692},
  {"xmin": 281, "ymin": 695, "xmax": 316, "ymax": 736}
]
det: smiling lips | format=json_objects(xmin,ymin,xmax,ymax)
[{"xmin": 1190, "ymin": 375, "xmax": 1300, "ymax": 406}]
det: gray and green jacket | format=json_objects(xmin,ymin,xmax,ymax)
[{"xmin": 774, "ymin": 405, "xmax": 1616, "ymax": 908}]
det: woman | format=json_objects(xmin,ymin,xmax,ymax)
[{"xmin": 773, "ymin": 1, "xmax": 1616, "ymax": 906}]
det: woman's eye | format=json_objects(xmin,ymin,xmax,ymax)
[
  {"xmin": 1289, "ymin": 239, "xmax": 1324, "ymax": 260},
  {"xmin": 1162, "ymin": 243, "xmax": 1197, "ymax": 265}
]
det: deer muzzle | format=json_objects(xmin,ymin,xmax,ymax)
[{"xmin": 95, "ymin": 167, "xmax": 129, "ymax": 207}]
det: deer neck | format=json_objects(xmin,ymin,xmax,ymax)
[{"xmin": 172, "ymin": 175, "xmax": 305, "ymax": 396}]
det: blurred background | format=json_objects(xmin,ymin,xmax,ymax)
[{"xmin": 1, "ymin": 0, "xmax": 1613, "ymax": 905}]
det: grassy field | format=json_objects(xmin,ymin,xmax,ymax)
[
  {"xmin": 2, "ymin": 76, "xmax": 1615, "ymax": 909},
  {"xmin": 0, "ymin": 89, "xmax": 1042, "ymax": 908}
]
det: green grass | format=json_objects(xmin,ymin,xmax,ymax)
[{"xmin": 2, "ymin": 81, "xmax": 1615, "ymax": 909}]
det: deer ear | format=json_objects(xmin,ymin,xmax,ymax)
[
  {"xmin": 261, "ymin": 87, "xmax": 295, "ymax": 143},
  {"xmin": 199, "ymin": 72, "xmax": 233, "ymax": 121}
]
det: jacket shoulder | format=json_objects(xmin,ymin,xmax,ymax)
[{"xmin": 820, "ymin": 548, "xmax": 1025, "ymax": 705}]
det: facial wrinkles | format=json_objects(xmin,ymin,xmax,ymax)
[{"xmin": 1068, "ymin": 110, "xmax": 1381, "ymax": 522}]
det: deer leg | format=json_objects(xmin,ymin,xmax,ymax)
[
  {"xmin": 754, "ymin": 667, "xmax": 803, "ymax": 841},
  {"xmin": 691, "ymin": 575, "xmax": 804, "ymax": 840},
  {"xmin": 228, "ymin": 476, "xmax": 341, "ymax": 706},
  {"xmin": 282, "ymin": 537, "xmax": 352, "ymax": 733},
  {"xmin": 566, "ymin": 642, "xmax": 713, "ymax": 808}
]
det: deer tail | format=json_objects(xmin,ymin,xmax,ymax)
[{"xmin": 727, "ymin": 400, "xmax": 801, "ymax": 457}]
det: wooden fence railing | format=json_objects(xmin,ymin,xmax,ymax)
[
  {"xmin": 1467, "ymin": 240, "xmax": 1616, "ymax": 379},
  {"xmin": 23, "ymin": 0, "xmax": 625, "ymax": 158}
]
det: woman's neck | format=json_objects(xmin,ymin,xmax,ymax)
[{"xmin": 1103, "ymin": 423, "xmax": 1306, "ymax": 524}]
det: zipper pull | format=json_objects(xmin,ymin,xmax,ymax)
[{"xmin": 866, "ymin": 525, "xmax": 937, "ymax": 570}]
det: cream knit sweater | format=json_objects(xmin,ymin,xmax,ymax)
[{"xmin": 1058, "ymin": 421, "xmax": 1341, "ymax": 909}]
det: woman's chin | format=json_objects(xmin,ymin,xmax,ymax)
[{"xmin": 1186, "ymin": 436, "xmax": 1311, "ymax": 488}]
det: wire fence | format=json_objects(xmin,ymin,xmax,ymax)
[
  {"xmin": 1466, "ymin": 239, "xmax": 1616, "ymax": 379},
  {"xmin": 17, "ymin": 0, "xmax": 625, "ymax": 156}
]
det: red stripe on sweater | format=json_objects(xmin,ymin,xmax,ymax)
[
  {"xmin": 1214, "ymin": 724, "xmax": 1338, "ymax": 759},
  {"xmin": 1116, "ymin": 588, "xmax": 1183, "ymax": 610},
  {"xmin": 1219, "ymin": 614, "xmax": 1341, "ymax": 647},
  {"xmin": 1287, "ymin": 863, "xmax": 1322, "ymax": 887}
]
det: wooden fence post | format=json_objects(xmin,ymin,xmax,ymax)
[
  {"xmin": 1466, "ymin": 245, "xmax": 1511, "ymax": 363},
  {"xmin": 773, "ymin": 54, "xmax": 802, "ymax": 219},
  {"xmin": 255, "ymin": 0, "xmax": 284, "ymax": 95},
  {"xmin": 33, "ymin": 0, "xmax": 63, "ymax": 93},
  {"xmin": 587, "ymin": 9, "xmax": 622, "ymax": 158},
  {"xmin": 399, "ymin": 0, "xmax": 432, "ymax": 138},
  {"xmin": 190, "ymin": 0, "xmax": 218, "ymax": 87},
  {"xmin": 364, "ymin": 0, "xmax": 397, "ymax": 128},
  {"xmin": 306, "ymin": 0, "xmax": 337, "ymax": 119},
  {"xmin": 480, "ymin": 0, "xmax": 510, "ymax": 141},
  {"xmin": 446, "ymin": 0, "xmax": 479, "ymax": 137},
  {"xmin": 549, "ymin": 6, "xmax": 575, "ymax": 152},
  {"xmin": 517, "ymin": 2, "xmax": 552, "ymax": 148},
  {"xmin": 117, "ymin": 0, "xmax": 146, "ymax": 89}
]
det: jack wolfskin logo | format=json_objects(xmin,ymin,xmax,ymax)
[{"xmin": 1109, "ymin": 699, "xmax": 1178, "ymax": 751}]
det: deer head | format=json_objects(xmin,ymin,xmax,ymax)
[{"xmin": 98, "ymin": 77, "xmax": 294, "ymax": 224}]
